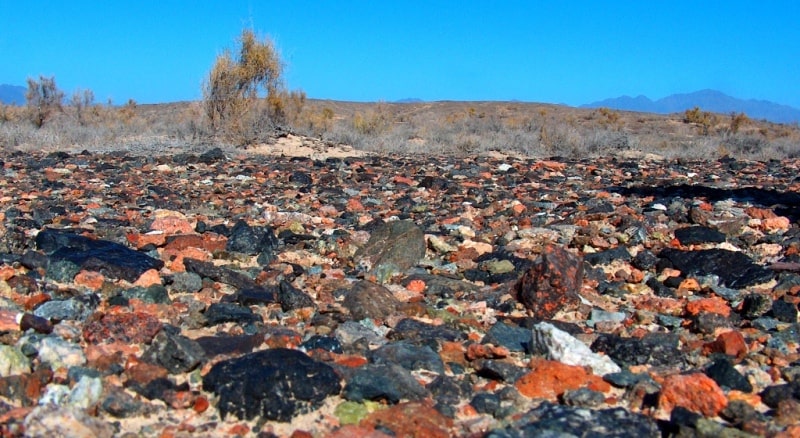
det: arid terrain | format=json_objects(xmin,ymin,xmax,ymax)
[{"xmin": 1, "ymin": 98, "xmax": 800, "ymax": 437}]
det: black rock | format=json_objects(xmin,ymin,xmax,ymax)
[
  {"xmin": 393, "ymin": 319, "xmax": 459, "ymax": 346},
  {"xmin": 482, "ymin": 321, "xmax": 533, "ymax": 353},
  {"xmin": 226, "ymin": 219, "xmax": 279, "ymax": 256},
  {"xmin": 771, "ymin": 298, "xmax": 798, "ymax": 323},
  {"xmin": 584, "ymin": 246, "xmax": 632, "ymax": 266},
  {"xmin": 645, "ymin": 277, "xmax": 676, "ymax": 298},
  {"xmin": 475, "ymin": 359, "xmax": 528, "ymax": 383},
  {"xmin": 692, "ymin": 312, "xmax": 732, "ymax": 334},
  {"xmin": 471, "ymin": 392, "xmax": 502, "ymax": 416},
  {"xmin": 704, "ymin": 357, "xmax": 753, "ymax": 393},
  {"xmin": 36, "ymin": 228, "xmax": 164, "ymax": 282},
  {"xmin": 342, "ymin": 363, "xmax": 427, "ymax": 403},
  {"xmin": 562, "ymin": 387, "xmax": 605, "ymax": 407},
  {"xmin": 121, "ymin": 285, "xmax": 171, "ymax": 304},
  {"xmin": 203, "ymin": 302, "xmax": 263, "ymax": 326},
  {"xmin": 101, "ymin": 388, "xmax": 149, "ymax": 418},
  {"xmin": 740, "ymin": 293, "xmax": 772, "ymax": 319},
  {"xmin": 674, "ymin": 226, "xmax": 726, "ymax": 245},
  {"xmin": 658, "ymin": 248, "xmax": 774, "ymax": 289},
  {"xmin": 603, "ymin": 369, "xmax": 656, "ymax": 389},
  {"xmin": 760, "ymin": 381, "xmax": 800, "ymax": 408},
  {"xmin": 301, "ymin": 335, "xmax": 343, "ymax": 354},
  {"xmin": 401, "ymin": 273, "xmax": 481, "ymax": 299},
  {"xmin": 277, "ymin": 280, "xmax": 315, "ymax": 312},
  {"xmin": 195, "ymin": 333, "xmax": 262, "ymax": 358},
  {"xmin": 486, "ymin": 401, "xmax": 660, "ymax": 438},
  {"xmin": 591, "ymin": 332, "xmax": 684, "ymax": 369},
  {"xmin": 427, "ymin": 375, "xmax": 471, "ymax": 407},
  {"xmin": 129, "ymin": 377, "xmax": 187, "ymax": 402},
  {"xmin": 632, "ymin": 250, "xmax": 659, "ymax": 270},
  {"xmin": 197, "ymin": 147, "xmax": 226, "ymax": 164},
  {"xmin": 184, "ymin": 258, "xmax": 273, "ymax": 296},
  {"xmin": 288, "ymin": 171, "xmax": 312, "ymax": 186},
  {"xmin": 236, "ymin": 288, "xmax": 276, "ymax": 306},
  {"xmin": 142, "ymin": 328, "xmax": 206, "ymax": 374},
  {"xmin": 369, "ymin": 341, "xmax": 444, "ymax": 374},
  {"xmin": 203, "ymin": 348, "xmax": 341, "ymax": 421}
]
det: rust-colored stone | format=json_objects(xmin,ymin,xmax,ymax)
[
  {"xmin": 83, "ymin": 311, "xmax": 162, "ymax": 344},
  {"xmin": 125, "ymin": 361, "xmax": 169, "ymax": 386},
  {"xmin": 704, "ymin": 330, "xmax": 748, "ymax": 358},
  {"xmin": 0, "ymin": 367, "xmax": 53, "ymax": 406},
  {"xmin": 514, "ymin": 245, "xmax": 583, "ymax": 319},
  {"xmin": 515, "ymin": 359, "xmax": 609, "ymax": 400},
  {"xmin": 659, "ymin": 372, "xmax": 728, "ymax": 417},
  {"xmin": 74, "ymin": 270, "xmax": 106, "ymax": 290},
  {"xmin": 360, "ymin": 400, "xmax": 453, "ymax": 438},
  {"xmin": 685, "ymin": 296, "xmax": 731, "ymax": 317}
]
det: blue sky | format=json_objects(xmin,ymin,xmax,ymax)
[{"xmin": 2, "ymin": 1, "xmax": 799, "ymax": 107}]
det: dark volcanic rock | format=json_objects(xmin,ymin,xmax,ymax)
[
  {"xmin": 203, "ymin": 348, "xmax": 341, "ymax": 421},
  {"xmin": 203, "ymin": 302, "xmax": 262, "ymax": 326},
  {"xmin": 704, "ymin": 357, "xmax": 753, "ymax": 393},
  {"xmin": 583, "ymin": 246, "xmax": 632, "ymax": 266},
  {"xmin": 389, "ymin": 318, "xmax": 466, "ymax": 344},
  {"xmin": 141, "ymin": 328, "xmax": 205, "ymax": 374},
  {"xmin": 482, "ymin": 321, "xmax": 533, "ymax": 353},
  {"xmin": 514, "ymin": 245, "xmax": 583, "ymax": 319},
  {"xmin": 674, "ymin": 226, "xmax": 726, "ymax": 245},
  {"xmin": 354, "ymin": 219, "xmax": 426, "ymax": 276},
  {"xmin": 591, "ymin": 332, "xmax": 684, "ymax": 369},
  {"xmin": 225, "ymin": 219, "xmax": 279, "ymax": 256},
  {"xmin": 183, "ymin": 258, "xmax": 274, "ymax": 297},
  {"xmin": 771, "ymin": 298, "xmax": 798, "ymax": 323},
  {"xmin": 487, "ymin": 401, "xmax": 660, "ymax": 438},
  {"xmin": 35, "ymin": 228, "xmax": 164, "ymax": 282},
  {"xmin": 370, "ymin": 341, "xmax": 444, "ymax": 374},
  {"xmin": 342, "ymin": 363, "xmax": 428, "ymax": 403},
  {"xmin": 658, "ymin": 248, "xmax": 774, "ymax": 289},
  {"xmin": 277, "ymin": 280, "xmax": 315, "ymax": 311}
]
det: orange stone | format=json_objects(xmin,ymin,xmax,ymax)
[
  {"xmin": 150, "ymin": 216, "xmax": 194, "ymax": 234},
  {"xmin": 659, "ymin": 373, "xmax": 728, "ymax": 416},
  {"xmin": 193, "ymin": 396, "xmax": 210, "ymax": 413},
  {"xmin": 74, "ymin": 270, "xmax": 105, "ymax": 290},
  {"xmin": 405, "ymin": 279, "xmax": 426, "ymax": 293},
  {"xmin": 439, "ymin": 341, "xmax": 467, "ymax": 367},
  {"xmin": 515, "ymin": 359, "xmax": 609, "ymax": 400},
  {"xmin": 335, "ymin": 355, "xmax": 369, "ymax": 368},
  {"xmin": 134, "ymin": 269, "xmax": 162, "ymax": 287},
  {"xmin": 704, "ymin": 330, "xmax": 748, "ymax": 358},
  {"xmin": 346, "ymin": 198, "xmax": 365, "ymax": 212},
  {"xmin": 762, "ymin": 216, "xmax": 791, "ymax": 232},
  {"xmin": 685, "ymin": 296, "xmax": 731, "ymax": 317},
  {"xmin": 360, "ymin": 400, "xmax": 452, "ymax": 438},
  {"xmin": 0, "ymin": 265, "xmax": 15, "ymax": 281}
]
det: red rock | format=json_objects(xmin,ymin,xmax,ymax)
[
  {"xmin": 745, "ymin": 207, "xmax": 777, "ymax": 220},
  {"xmin": 360, "ymin": 400, "xmax": 453, "ymax": 438},
  {"xmin": 150, "ymin": 215, "xmax": 194, "ymax": 234},
  {"xmin": 334, "ymin": 355, "xmax": 369, "ymax": 368},
  {"xmin": 134, "ymin": 269, "xmax": 162, "ymax": 287},
  {"xmin": 164, "ymin": 233, "xmax": 227, "ymax": 253},
  {"xmin": 74, "ymin": 270, "xmax": 106, "ymax": 290},
  {"xmin": 0, "ymin": 265, "xmax": 15, "ymax": 281},
  {"xmin": 0, "ymin": 309, "xmax": 19, "ymax": 331},
  {"xmin": 193, "ymin": 396, "xmax": 210, "ymax": 413},
  {"xmin": 515, "ymin": 359, "xmax": 609, "ymax": 400},
  {"xmin": 514, "ymin": 245, "xmax": 583, "ymax": 319},
  {"xmin": 125, "ymin": 361, "xmax": 169, "ymax": 386},
  {"xmin": 161, "ymin": 247, "xmax": 212, "ymax": 272},
  {"xmin": 439, "ymin": 342, "xmax": 467, "ymax": 368},
  {"xmin": 761, "ymin": 216, "xmax": 791, "ymax": 232},
  {"xmin": 685, "ymin": 296, "xmax": 731, "ymax": 317},
  {"xmin": 466, "ymin": 343, "xmax": 509, "ymax": 360},
  {"xmin": 704, "ymin": 330, "xmax": 748, "ymax": 358},
  {"xmin": 659, "ymin": 373, "xmax": 728, "ymax": 416},
  {"xmin": 0, "ymin": 367, "xmax": 53, "ymax": 406},
  {"xmin": 127, "ymin": 231, "xmax": 167, "ymax": 249},
  {"xmin": 83, "ymin": 311, "xmax": 162, "ymax": 344},
  {"xmin": 346, "ymin": 198, "xmax": 365, "ymax": 212}
]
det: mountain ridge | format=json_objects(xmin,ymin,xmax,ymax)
[
  {"xmin": 0, "ymin": 84, "xmax": 26, "ymax": 105},
  {"xmin": 582, "ymin": 89, "xmax": 800, "ymax": 124}
]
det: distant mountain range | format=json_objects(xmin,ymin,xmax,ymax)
[
  {"xmin": 0, "ymin": 84, "xmax": 26, "ymax": 105},
  {"xmin": 582, "ymin": 89, "xmax": 800, "ymax": 124}
]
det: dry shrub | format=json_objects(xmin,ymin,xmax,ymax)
[{"xmin": 26, "ymin": 76, "xmax": 64, "ymax": 128}]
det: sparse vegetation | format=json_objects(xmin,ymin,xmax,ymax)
[{"xmin": 26, "ymin": 76, "xmax": 64, "ymax": 128}]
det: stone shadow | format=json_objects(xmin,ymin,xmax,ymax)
[{"xmin": 608, "ymin": 183, "xmax": 800, "ymax": 224}]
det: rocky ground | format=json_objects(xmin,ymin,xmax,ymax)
[{"xmin": 0, "ymin": 146, "xmax": 799, "ymax": 437}]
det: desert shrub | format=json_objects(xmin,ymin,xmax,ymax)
[
  {"xmin": 70, "ymin": 88, "xmax": 95, "ymax": 126},
  {"xmin": 353, "ymin": 103, "xmax": 392, "ymax": 135},
  {"xmin": 729, "ymin": 112, "xmax": 749, "ymax": 134},
  {"xmin": 26, "ymin": 76, "xmax": 64, "ymax": 128},
  {"xmin": 203, "ymin": 28, "xmax": 287, "ymax": 144},
  {"xmin": 683, "ymin": 106, "xmax": 717, "ymax": 135}
]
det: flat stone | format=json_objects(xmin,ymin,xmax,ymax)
[
  {"xmin": 341, "ymin": 280, "xmax": 399, "ymax": 321},
  {"xmin": 659, "ymin": 248, "xmax": 774, "ymax": 289},
  {"xmin": 674, "ymin": 226, "xmax": 726, "ymax": 245},
  {"xmin": 203, "ymin": 302, "xmax": 263, "ymax": 326},
  {"xmin": 141, "ymin": 328, "xmax": 205, "ymax": 374},
  {"xmin": 583, "ymin": 246, "xmax": 632, "ymax": 266},
  {"xmin": 343, "ymin": 363, "xmax": 428, "ymax": 403},
  {"xmin": 515, "ymin": 359, "xmax": 609, "ymax": 400},
  {"xmin": 659, "ymin": 373, "xmax": 728, "ymax": 417},
  {"xmin": 482, "ymin": 321, "xmax": 532, "ymax": 353},
  {"xmin": 33, "ymin": 296, "xmax": 97, "ymax": 322},
  {"xmin": 705, "ymin": 357, "xmax": 753, "ymax": 393},
  {"xmin": 369, "ymin": 341, "xmax": 444, "ymax": 374},
  {"xmin": 23, "ymin": 405, "xmax": 115, "ymax": 438},
  {"xmin": 36, "ymin": 228, "xmax": 164, "ymax": 282},
  {"xmin": 591, "ymin": 332, "xmax": 685, "ymax": 369},
  {"xmin": 530, "ymin": 322, "xmax": 621, "ymax": 375},
  {"xmin": 82, "ymin": 311, "xmax": 162, "ymax": 344},
  {"xmin": 203, "ymin": 348, "xmax": 341, "ymax": 421}
]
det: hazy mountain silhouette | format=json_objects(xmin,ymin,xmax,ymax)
[
  {"xmin": 582, "ymin": 89, "xmax": 800, "ymax": 124},
  {"xmin": 0, "ymin": 84, "xmax": 26, "ymax": 105}
]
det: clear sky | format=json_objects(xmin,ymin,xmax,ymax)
[{"xmin": 2, "ymin": 1, "xmax": 799, "ymax": 107}]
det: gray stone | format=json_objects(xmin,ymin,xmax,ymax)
[
  {"xmin": 121, "ymin": 285, "xmax": 171, "ymax": 304},
  {"xmin": 370, "ymin": 341, "xmax": 444, "ymax": 374},
  {"xmin": 169, "ymin": 271, "xmax": 203, "ymax": 293},
  {"xmin": 341, "ymin": 280, "xmax": 398, "ymax": 321},
  {"xmin": 0, "ymin": 345, "xmax": 31, "ymax": 377},
  {"xmin": 23, "ymin": 405, "xmax": 115, "ymax": 438},
  {"xmin": 36, "ymin": 337, "xmax": 86, "ymax": 370},
  {"xmin": 483, "ymin": 321, "xmax": 532, "ymax": 353},
  {"xmin": 142, "ymin": 328, "xmax": 206, "ymax": 373},
  {"xmin": 343, "ymin": 363, "xmax": 428, "ymax": 403},
  {"xmin": 33, "ymin": 297, "xmax": 95, "ymax": 321},
  {"xmin": 354, "ymin": 220, "xmax": 426, "ymax": 278}
]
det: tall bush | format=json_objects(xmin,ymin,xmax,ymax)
[{"xmin": 26, "ymin": 76, "xmax": 64, "ymax": 128}]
